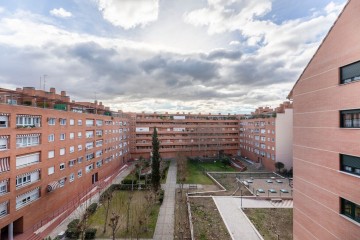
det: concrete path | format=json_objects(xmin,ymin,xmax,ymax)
[
  {"xmin": 153, "ymin": 160, "xmax": 177, "ymax": 240},
  {"xmin": 47, "ymin": 164, "xmax": 135, "ymax": 239},
  {"xmin": 231, "ymin": 197, "xmax": 293, "ymax": 208},
  {"xmin": 213, "ymin": 197, "xmax": 263, "ymax": 240}
]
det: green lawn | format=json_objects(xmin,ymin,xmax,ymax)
[
  {"xmin": 88, "ymin": 190, "xmax": 160, "ymax": 238},
  {"xmin": 184, "ymin": 160, "xmax": 236, "ymax": 184}
]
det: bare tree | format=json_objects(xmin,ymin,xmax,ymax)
[
  {"xmin": 177, "ymin": 152, "xmax": 188, "ymax": 199},
  {"xmin": 100, "ymin": 190, "xmax": 113, "ymax": 234},
  {"xmin": 108, "ymin": 212, "xmax": 122, "ymax": 240},
  {"xmin": 126, "ymin": 192, "xmax": 133, "ymax": 233}
]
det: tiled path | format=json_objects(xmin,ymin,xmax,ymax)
[
  {"xmin": 213, "ymin": 197, "xmax": 263, "ymax": 240},
  {"xmin": 153, "ymin": 160, "xmax": 177, "ymax": 240}
]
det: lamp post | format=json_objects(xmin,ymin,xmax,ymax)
[{"xmin": 240, "ymin": 189, "xmax": 243, "ymax": 209}]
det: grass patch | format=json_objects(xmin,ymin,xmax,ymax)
[
  {"xmin": 185, "ymin": 160, "xmax": 236, "ymax": 184},
  {"xmin": 88, "ymin": 190, "xmax": 160, "ymax": 239},
  {"xmin": 243, "ymin": 208, "xmax": 293, "ymax": 240}
]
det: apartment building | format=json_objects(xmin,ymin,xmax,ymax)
[
  {"xmin": 290, "ymin": 0, "xmax": 360, "ymax": 238},
  {"xmin": 130, "ymin": 112, "xmax": 239, "ymax": 159},
  {"xmin": 239, "ymin": 102, "xmax": 293, "ymax": 171},
  {"xmin": 0, "ymin": 87, "xmax": 130, "ymax": 239}
]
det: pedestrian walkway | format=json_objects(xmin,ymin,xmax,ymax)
[
  {"xmin": 47, "ymin": 164, "xmax": 135, "ymax": 239},
  {"xmin": 153, "ymin": 160, "xmax": 177, "ymax": 240},
  {"xmin": 213, "ymin": 197, "xmax": 263, "ymax": 240}
]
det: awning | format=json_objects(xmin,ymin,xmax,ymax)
[
  {"xmin": 0, "ymin": 158, "xmax": 10, "ymax": 173},
  {"xmin": 0, "ymin": 113, "xmax": 9, "ymax": 116},
  {"xmin": 17, "ymin": 114, "xmax": 41, "ymax": 118},
  {"xmin": 16, "ymin": 187, "xmax": 40, "ymax": 199},
  {"xmin": 47, "ymin": 181, "xmax": 61, "ymax": 192},
  {"xmin": 16, "ymin": 169, "xmax": 40, "ymax": 178},
  {"xmin": 16, "ymin": 133, "xmax": 41, "ymax": 137},
  {"xmin": 0, "ymin": 135, "xmax": 9, "ymax": 139}
]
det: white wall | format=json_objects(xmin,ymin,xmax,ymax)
[{"xmin": 275, "ymin": 108, "xmax": 293, "ymax": 170}]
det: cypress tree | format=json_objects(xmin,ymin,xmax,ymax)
[{"xmin": 151, "ymin": 127, "xmax": 161, "ymax": 192}]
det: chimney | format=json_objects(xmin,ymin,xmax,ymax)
[
  {"xmin": 61, "ymin": 91, "xmax": 66, "ymax": 96},
  {"xmin": 50, "ymin": 87, "xmax": 56, "ymax": 93}
]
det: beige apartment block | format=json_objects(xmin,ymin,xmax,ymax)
[{"xmin": 289, "ymin": 0, "xmax": 360, "ymax": 238}]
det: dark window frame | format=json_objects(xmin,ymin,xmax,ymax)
[
  {"xmin": 340, "ymin": 198, "xmax": 360, "ymax": 224},
  {"xmin": 340, "ymin": 60, "xmax": 360, "ymax": 84},
  {"xmin": 340, "ymin": 154, "xmax": 360, "ymax": 177},
  {"xmin": 340, "ymin": 109, "xmax": 360, "ymax": 128}
]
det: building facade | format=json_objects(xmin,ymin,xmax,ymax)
[
  {"xmin": 129, "ymin": 112, "xmax": 239, "ymax": 159},
  {"xmin": 239, "ymin": 102, "xmax": 293, "ymax": 171},
  {"xmin": 290, "ymin": 0, "xmax": 360, "ymax": 238},
  {"xmin": 0, "ymin": 87, "xmax": 130, "ymax": 239}
]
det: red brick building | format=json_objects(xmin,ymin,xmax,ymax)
[
  {"xmin": 0, "ymin": 87, "xmax": 130, "ymax": 239},
  {"xmin": 239, "ymin": 102, "xmax": 293, "ymax": 171},
  {"xmin": 129, "ymin": 112, "xmax": 239, "ymax": 159},
  {"xmin": 290, "ymin": 0, "xmax": 360, "ymax": 238}
]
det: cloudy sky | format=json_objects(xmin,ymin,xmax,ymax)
[{"xmin": 0, "ymin": 0, "xmax": 346, "ymax": 114}]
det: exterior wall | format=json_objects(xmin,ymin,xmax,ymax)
[
  {"xmin": 130, "ymin": 113, "xmax": 239, "ymax": 159},
  {"xmin": 0, "ymin": 102, "xmax": 130, "ymax": 235},
  {"xmin": 239, "ymin": 117, "xmax": 276, "ymax": 171},
  {"xmin": 275, "ymin": 108, "xmax": 293, "ymax": 169},
  {"xmin": 292, "ymin": 0, "xmax": 360, "ymax": 239}
]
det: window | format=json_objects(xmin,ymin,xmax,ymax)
[
  {"xmin": 96, "ymin": 130, "xmax": 103, "ymax": 137},
  {"xmin": 0, "ymin": 180, "xmax": 8, "ymax": 195},
  {"xmin": 69, "ymin": 132, "xmax": 75, "ymax": 139},
  {"xmin": 16, "ymin": 170, "xmax": 40, "ymax": 188},
  {"xmin": 59, "ymin": 178, "xmax": 65, "ymax": 187},
  {"xmin": 340, "ymin": 154, "xmax": 360, "ymax": 176},
  {"xmin": 340, "ymin": 60, "xmax": 360, "ymax": 84},
  {"xmin": 60, "ymin": 133, "xmax": 66, "ymax": 140},
  {"xmin": 78, "ymin": 132, "xmax": 82, "ymax": 138},
  {"xmin": 340, "ymin": 109, "xmax": 360, "ymax": 128},
  {"xmin": 60, "ymin": 148, "xmax": 65, "ymax": 156},
  {"xmin": 16, "ymin": 187, "xmax": 40, "ymax": 209},
  {"xmin": 78, "ymin": 156, "xmax": 83, "ymax": 163},
  {"xmin": 86, "ymin": 119, "xmax": 94, "ymax": 126},
  {"xmin": 86, "ymin": 153, "xmax": 94, "ymax": 161},
  {"xmin": 16, "ymin": 134, "xmax": 40, "ymax": 148},
  {"xmin": 16, "ymin": 115, "xmax": 41, "ymax": 128},
  {"xmin": 78, "ymin": 119, "xmax": 82, "ymax": 126},
  {"xmin": 78, "ymin": 169, "xmax": 82, "ymax": 178},
  {"xmin": 69, "ymin": 146, "xmax": 75, "ymax": 153},
  {"xmin": 69, "ymin": 159, "xmax": 76, "ymax": 167},
  {"xmin": 96, "ymin": 160, "xmax": 103, "ymax": 168},
  {"xmin": 0, "ymin": 138, "xmax": 8, "ymax": 150},
  {"xmin": 59, "ymin": 118, "xmax": 66, "ymax": 125},
  {"xmin": 341, "ymin": 198, "xmax": 360, "ymax": 223},
  {"xmin": 96, "ymin": 120, "xmax": 103, "ymax": 126},
  {"xmin": 48, "ymin": 134, "xmax": 54, "ymax": 142},
  {"xmin": 86, "ymin": 163, "xmax": 94, "ymax": 173},
  {"xmin": 86, "ymin": 131, "xmax": 94, "ymax": 138},
  {"xmin": 69, "ymin": 119, "xmax": 75, "ymax": 126},
  {"xmin": 16, "ymin": 153, "xmax": 40, "ymax": 168},
  {"xmin": 48, "ymin": 150, "xmax": 55, "ymax": 159},
  {"xmin": 0, "ymin": 115, "xmax": 9, "ymax": 128},
  {"xmin": 48, "ymin": 118, "xmax": 56, "ymax": 125},
  {"xmin": 78, "ymin": 144, "xmax": 83, "ymax": 151},
  {"xmin": 69, "ymin": 173, "xmax": 75, "ymax": 182},
  {"xmin": 48, "ymin": 166, "xmax": 55, "ymax": 175},
  {"xmin": 60, "ymin": 163, "xmax": 65, "ymax": 170}
]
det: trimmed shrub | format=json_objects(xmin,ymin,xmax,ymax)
[
  {"xmin": 86, "ymin": 203, "xmax": 98, "ymax": 215},
  {"xmin": 65, "ymin": 228, "xmax": 80, "ymax": 239},
  {"xmin": 67, "ymin": 219, "xmax": 80, "ymax": 229},
  {"xmin": 85, "ymin": 228, "xmax": 97, "ymax": 239},
  {"xmin": 158, "ymin": 189, "xmax": 165, "ymax": 204},
  {"xmin": 121, "ymin": 179, "xmax": 138, "ymax": 185}
]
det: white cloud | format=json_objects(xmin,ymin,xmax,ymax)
[
  {"xmin": 96, "ymin": 0, "xmax": 159, "ymax": 29},
  {"xmin": 0, "ymin": 7, "xmax": 4, "ymax": 14},
  {"xmin": 50, "ymin": 8, "xmax": 72, "ymax": 18}
]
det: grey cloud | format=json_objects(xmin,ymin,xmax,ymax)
[{"xmin": 202, "ymin": 49, "xmax": 242, "ymax": 60}]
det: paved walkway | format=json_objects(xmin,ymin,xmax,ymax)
[
  {"xmin": 213, "ymin": 197, "xmax": 263, "ymax": 240},
  {"xmin": 153, "ymin": 160, "xmax": 177, "ymax": 240},
  {"xmin": 213, "ymin": 197, "xmax": 293, "ymax": 240},
  {"xmin": 47, "ymin": 164, "xmax": 135, "ymax": 239}
]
